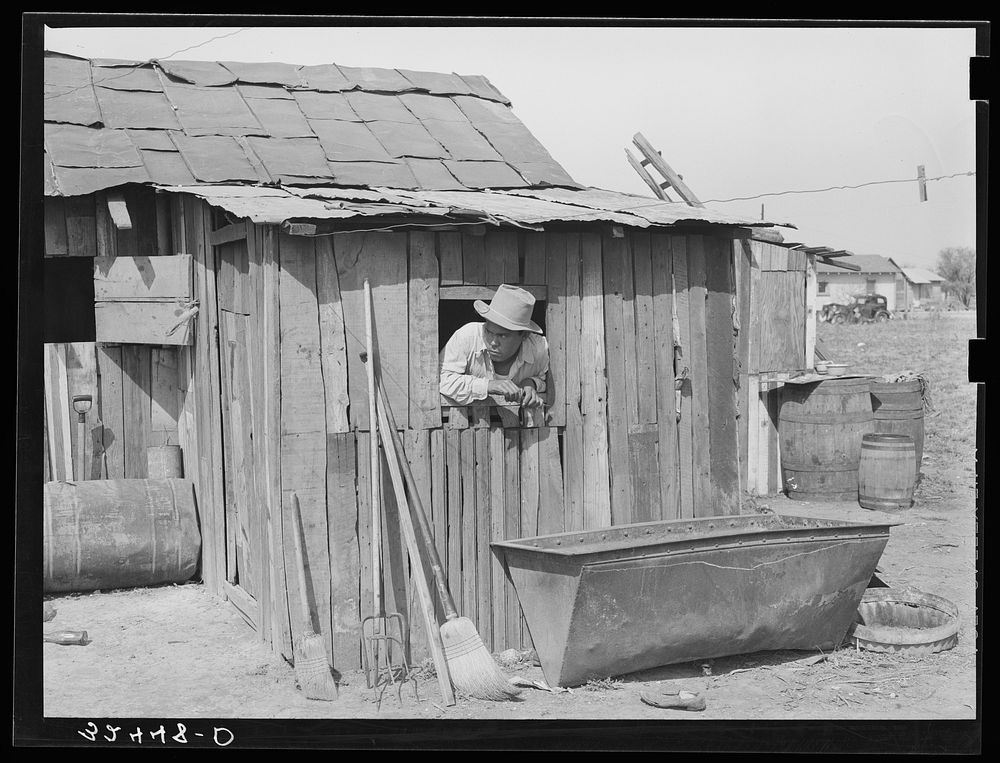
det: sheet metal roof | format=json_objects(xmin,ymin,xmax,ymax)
[
  {"xmin": 43, "ymin": 52, "xmax": 577, "ymax": 197},
  {"xmin": 157, "ymin": 184, "xmax": 771, "ymax": 229},
  {"xmin": 899, "ymin": 267, "xmax": 944, "ymax": 284},
  {"xmin": 816, "ymin": 254, "xmax": 900, "ymax": 275},
  {"xmin": 43, "ymin": 52, "xmax": 783, "ymax": 233}
]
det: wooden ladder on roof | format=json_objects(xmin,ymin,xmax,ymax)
[{"xmin": 625, "ymin": 132, "xmax": 705, "ymax": 207}]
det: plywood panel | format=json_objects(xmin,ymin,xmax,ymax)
[{"xmin": 754, "ymin": 270, "xmax": 806, "ymax": 373}]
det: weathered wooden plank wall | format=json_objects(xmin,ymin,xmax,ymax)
[
  {"xmin": 43, "ymin": 342, "xmax": 182, "ymax": 482},
  {"xmin": 739, "ymin": 237, "xmax": 810, "ymax": 496}
]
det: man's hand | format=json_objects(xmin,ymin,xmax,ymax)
[
  {"xmin": 487, "ymin": 379, "xmax": 523, "ymax": 402},
  {"xmin": 518, "ymin": 384, "xmax": 544, "ymax": 409}
]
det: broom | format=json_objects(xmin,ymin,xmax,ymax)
[
  {"xmin": 290, "ymin": 492, "xmax": 339, "ymax": 701},
  {"xmin": 375, "ymin": 378, "xmax": 520, "ymax": 701}
]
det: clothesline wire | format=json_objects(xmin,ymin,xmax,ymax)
[{"xmin": 703, "ymin": 171, "xmax": 976, "ymax": 204}]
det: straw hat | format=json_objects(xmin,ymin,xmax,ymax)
[{"xmin": 474, "ymin": 284, "xmax": 542, "ymax": 333}]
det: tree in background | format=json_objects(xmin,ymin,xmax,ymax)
[{"xmin": 936, "ymin": 247, "xmax": 976, "ymax": 308}]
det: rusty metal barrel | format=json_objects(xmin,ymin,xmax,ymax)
[
  {"xmin": 778, "ymin": 377, "xmax": 875, "ymax": 501},
  {"xmin": 43, "ymin": 478, "xmax": 201, "ymax": 593},
  {"xmin": 870, "ymin": 380, "xmax": 925, "ymax": 479},
  {"xmin": 858, "ymin": 433, "xmax": 917, "ymax": 510}
]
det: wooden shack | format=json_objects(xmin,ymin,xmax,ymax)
[{"xmin": 42, "ymin": 52, "xmax": 785, "ymax": 670}]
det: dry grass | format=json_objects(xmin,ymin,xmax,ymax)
[{"xmin": 817, "ymin": 312, "xmax": 978, "ymax": 498}]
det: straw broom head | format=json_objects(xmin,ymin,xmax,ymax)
[
  {"xmin": 441, "ymin": 617, "xmax": 521, "ymax": 701},
  {"xmin": 294, "ymin": 629, "xmax": 339, "ymax": 701}
]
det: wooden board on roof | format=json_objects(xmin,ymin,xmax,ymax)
[{"xmin": 686, "ymin": 235, "xmax": 713, "ymax": 517}]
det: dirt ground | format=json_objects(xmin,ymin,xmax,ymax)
[{"xmin": 34, "ymin": 313, "xmax": 980, "ymax": 749}]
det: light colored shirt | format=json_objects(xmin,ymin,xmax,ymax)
[{"xmin": 439, "ymin": 322, "xmax": 549, "ymax": 406}]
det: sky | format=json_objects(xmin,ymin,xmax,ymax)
[{"xmin": 40, "ymin": 20, "xmax": 980, "ymax": 271}]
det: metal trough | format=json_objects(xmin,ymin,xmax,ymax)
[{"xmin": 491, "ymin": 513, "xmax": 895, "ymax": 687}]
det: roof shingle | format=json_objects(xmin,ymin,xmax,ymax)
[{"xmin": 42, "ymin": 53, "xmax": 579, "ymax": 196}]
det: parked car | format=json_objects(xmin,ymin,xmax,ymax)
[{"xmin": 822, "ymin": 294, "xmax": 892, "ymax": 324}]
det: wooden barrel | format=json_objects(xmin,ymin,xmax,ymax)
[
  {"xmin": 147, "ymin": 445, "xmax": 184, "ymax": 478},
  {"xmin": 44, "ymin": 478, "xmax": 201, "ymax": 593},
  {"xmin": 778, "ymin": 377, "xmax": 874, "ymax": 501},
  {"xmin": 870, "ymin": 380, "xmax": 924, "ymax": 478},
  {"xmin": 858, "ymin": 434, "xmax": 917, "ymax": 510}
]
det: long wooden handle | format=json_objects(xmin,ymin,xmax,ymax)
[
  {"xmin": 375, "ymin": 391, "xmax": 456, "ymax": 706},
  {"xmin": 290, "ymin": 493, "xmax": 313, "ymax": 634},
  {"xmin": 363, "ymin": 280, "xmax": 382, "ymax": 618},
  {"xmin": 375, "ymin": 377, "xmax": 460, "ymax": 620}
]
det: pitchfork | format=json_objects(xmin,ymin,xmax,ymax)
[{"xmin": 359, "ymin": 279, "xmax": 416, "ymax": 707}]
